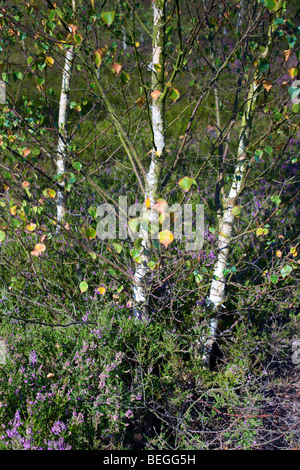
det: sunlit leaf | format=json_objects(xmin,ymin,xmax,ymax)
[
  {"xmin": 158, "ymin": 230, "xmax": 174, "ymax": 248},
  {"xmin": 112, "ymin": 63, "xmax": 122, "ymax": 75},
  {"xmin": 22, "ymin": 148, "xmax": 31, "ymax": 157},
  {"xmin": 97, "ymin": 286, "xmax": 106, "ymax": 295},
  {"xmin": 270, "ymin": 275, "xmax": 279, "ymax": 284},
  {"xmin": 288, "ymin": 68, "xmax": 298, "ymax": 78},
  {"xmin": 284, "ymin": 49, "xmax": 292, "ymax": 62},
  {"xmin": 0, "ymin": 230, "xmax": 5, "ymax": 242},
  {"xmin": 85, "ymin": 227, "xmax": 97, "ymax": 239},
  {"xmin": 43, "ymin": 188, "xmax": 56, "ymax": 199},
  {"xmin": 101, "ymin": 11, "xmax": 115, "ymax": 27},
  {"xmin": 231, "ymin": 205, "xmax": 242, "ymax": 217},
  {"xmin": 280, "ymin": 265, "xmax": 292, "ymax": 277},
  {"xmin": 45, "ymin": 56, "xmax": 54, "ymax": 67},
  {"xmin": 169, "ymin": 88, "xmax": 180, "ymax": 102},
  {"xmin": 31, "ymin": 243, "xmax": 46, "ymax": 257},
  {"xmin": 178, "ymin": 177, "xmax": 193, "ymax": 192},
  {"xmin": 262, "ymin": 79, "xmax": 272, "ymax": 92},
  {"xmin": 10, "ymin": 206, "xmax": 17, "ymax": 216},
  {"xmin": 112, "ymin": 242, "xmax": 123, "ymax": 253},
  {"xmin": 152, "ymin": 198, "xmax": 168, "ymax": 214},
  {"xmin": 128, "ymin": 218, "xmax": 140, "ymax": 233},
  {"xmin": 26, "ymin": 223, "xmax": 37, "ymax": 232},
  {"xmin": 79, "ymin": 281, "xmax": 88, "ymax": 293},
  {"xmin": 151, "ymin": 90, "xmax": 161, "ymax": 101}
]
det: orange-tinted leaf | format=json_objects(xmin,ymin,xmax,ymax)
[
  {"xmin": 145, "ymin": 197, "xmax": 151, "ymax": 209},
  {"xmin": 151, "ymin": 90, "xmax": 161, "ymax": 101},
  {"xmin": 112, "ymin": 63, "xmax": 122, "ymax": 75},
  {"xmin": 31, "ymin": 243, "xmax": 46, "ymax": 257},
  {"xmin": 22, "ymin": 148, "xmax": 30, "ymax": 157},
  {"xmin": 22, "ymin": 181, "xmax": 30, "ymax": 188},
  {"xmin": 152, "ymin": 198, "xmax": 168, "ymax": 214},
  {"xmin": 284, "ymin": 49, "xmax": 292, "ymax": 62},
  {"xmin": 136, "ymin": 97, "xmax": 145, "ymax": 107},
  {"xmin": 262, "ymin": 79, "xmax": 272, "ymax": 92},
  {"xmin": 158, "ymin": 230, "xmax": 174, "ymax": 248}
]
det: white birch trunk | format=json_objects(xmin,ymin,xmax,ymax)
[
  {"xmin": 56, "ymin": 45, "xmax": 74, "ymax": 230},
  {"xmin": 133, "ymin": 1, "xmax": 165, "ymax": 320},
  {"xmin": 202, "ymin": 1, "xmax": 283, "ymax": 365}
]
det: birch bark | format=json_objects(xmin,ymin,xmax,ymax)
[
  {"xmin": 56, "ymin": 0, "xmax": 76, "ymax": 230},
  {"xmin": 202, "ymin": 1, "xmax": 284, "ymax": 365},
  {"xmin": 133, "ymin": 0, "xmax": 166, "ymax": 320}
]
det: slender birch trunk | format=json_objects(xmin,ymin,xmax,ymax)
[
  {"xmin": 202, "ymin": 1, "xmax": 283, "ymax": 365},
  {"xmin": 133, "ymin": 0, "xmax": 166, "ymax": 320},
  {"xmin": 56, "ymin": 2, "xmax": 76, "ymax": 230},
  {"xmin": 56, "ymin": 45, "xmax": 74, "ymax": 229}
]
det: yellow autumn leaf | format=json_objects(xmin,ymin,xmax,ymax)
[
  {"xmin": 26, "ymin": 223, "xmax": 37, "ymax": 232},
  {"xmin": 288, "ymin": 68, "xmax": 298, "ymax": 78},
  {"xmin": 145, "ymin": 197, "xmax": 151, "ymax": 209},
  {"xmin": 10, "ymin": 206, "xmax": 17, "ymax": 216},
  {"xmin": 97, "ymin": 286, "xmax": 106, "ymax": 295},
  {"xmin": 45, "ymin": 56, "xmax": 54, "ymax": 67}
]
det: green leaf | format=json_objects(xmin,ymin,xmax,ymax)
[
  {"xmin": 194, "ymin": 273, "xmax": 203, "ymax": 284},
  {"xmin": 130, "ymin": 248, "xmax": 141, "ymax": 259},
  {"xmin": 265, "ymin": 0, "xmax": 276, "ymax": 10},
  {"xmin": 74, "ymin": 34, "xmax": 82, "ymax": 45},
  {"xmin": 88, "ymin": 206, "xmax": 97, "ymax": 219},
  {"xmin": 0, "ymin": 230, "xmax": 6, "ymax": 242},
  {"xmin": 134, "ymin": 237, "xmax": 142, "ymax": 249},
  {"xmin": 101, "ymin": 11, "xmax": 115, "ymax": 27},
  {"xmin": 169, "ymin": 88, "xmax": 180, "ymax": 102},
  {"xmin": 280, "ymin": 265, "xmax": 292, "ymax": 278},
  {"xmin": 11, "ymin": 219, "xmax": 22, "ymax": 229},
  {"xmin": 37, "ymin": 77, "xmax": 45, "ymax": 86},
  {"xmin": 79, "ymin": 281, "xmax": 88, "ymax": 293},
  {"xmin": 265, "ymin": 146, "xmax": 273, "ymax": 154},
  {"xmin": 128, "ymin": 218, "xmax": 140, "ymax": 233},
  {"xmin": 270, "ymin": 275, "xmax": 279, "ymax": 284},
  {"xmin": 147, "ymin": 261, "xmax": 156, "ymax": 270},
  {"xmin": 43, "ymin": 188, "xmax": 56, "ymax": 199},
  {"xmin": 112, "ymin": 242, "xmax": 123, "ymax": 253},
  {"xmin": 270, "ymin": 194, "xmax": 281, "ymax": 206},
  {"xmin": 72, "ymin": 162, "xmax": 82, "ymax": 171},
  {"xmin": 231, "ymin": 205, "xmax": 242, "ymax": 217},
  {"xmin": 85, "ymin": 227, "xmax": 97, "ymax": 239},
  {"xmin": 292, "ymin": 104, "xmax": 300, "ymax": 114},
  {"xmin": 120, "ymin": 71, "xmax": 130, "ymax": 85},
  {"xmin": 178, "ymin": 176, "xmax": 193, "ymax": 192}
]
